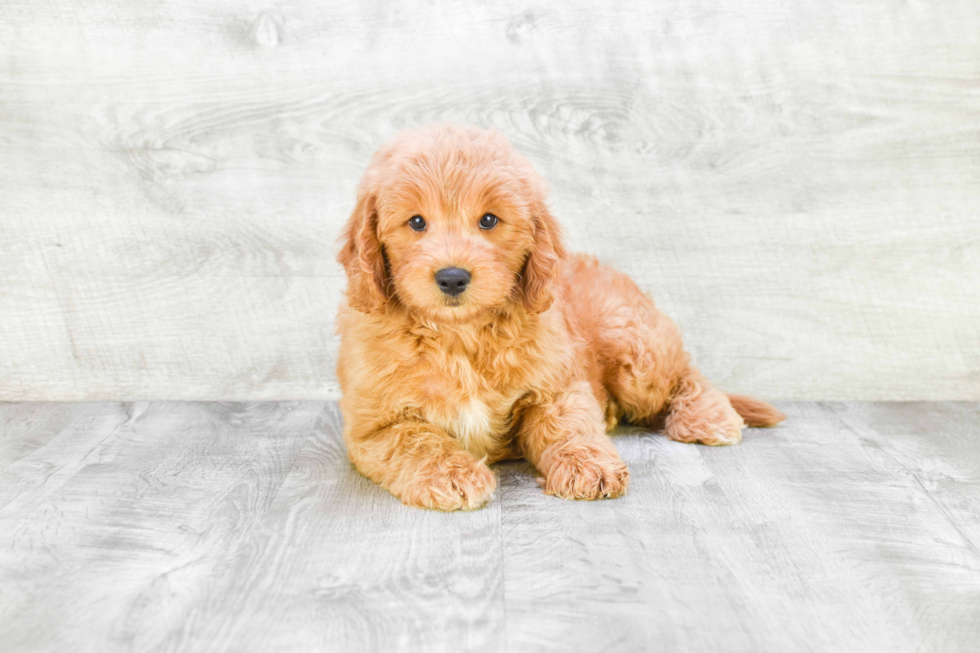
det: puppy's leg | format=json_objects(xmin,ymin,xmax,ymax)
[
  {"xmin": 518, "ymin": 380, "xmax": 630, "ymax": 500},
  {"xmin": 347, "ymin": 421, "xmax": 495, "ymax": 511},
  {"xmin": 664, "ymin": 366, "xmax": 745, "ymax": 446}
]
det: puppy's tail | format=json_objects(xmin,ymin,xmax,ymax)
[{"xmin": 727, "ymin": 394, "xmax": 786, "ymax": 428}]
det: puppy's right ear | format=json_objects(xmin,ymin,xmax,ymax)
[
  {"xmin": 519, "ymin": 195, "xmax": 567, "ymax": 314},
  {"xmin": 337, "ymin": 190, "xmax": 390, "ymax": 313}
]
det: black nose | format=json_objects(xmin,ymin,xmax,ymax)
[{"xmin": 435, "ymin": 267, "xmax": 471, "ymax": 297}]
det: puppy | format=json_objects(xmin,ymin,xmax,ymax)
[{"xmin": 337, "ymin": 124, "xmax": 784, "ymax": 511}]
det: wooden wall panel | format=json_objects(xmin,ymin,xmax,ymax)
[{"xmin": 2, "ymin": 0, "xmax": 978, "ymax": 400}]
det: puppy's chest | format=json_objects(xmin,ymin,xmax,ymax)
[{"xmin": 419, "ymin": 353, "xmax": 526, "ymax": 458}]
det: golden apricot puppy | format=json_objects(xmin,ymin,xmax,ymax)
[{"xmin": 337, "ymin": 123, "xmax": 784, "ymax": 511}]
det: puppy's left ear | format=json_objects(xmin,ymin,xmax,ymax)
[
  {"xmin": 520, "ymin": 196, "xmax": 567, "ymax": 314},
  {"xmin": 337, "ymin": 189, "xmax": 391, "ymax": 313}
]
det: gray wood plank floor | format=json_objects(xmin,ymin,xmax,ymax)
[{"xmin": 1, "ymin": 402, "xmax": 978, "ymax": 652}]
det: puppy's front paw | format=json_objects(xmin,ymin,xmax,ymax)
[
  {"xmin": 539, "ymin": 441, "xmax": 630, "ymax": 500},
  {"xmin": 400, "ymin": 452, "xmax": 496, "ymax": 511}
]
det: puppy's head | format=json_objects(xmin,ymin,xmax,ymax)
[{"xmin": 339, "ymin": 124, "xmax": 566, "ymax": 322}]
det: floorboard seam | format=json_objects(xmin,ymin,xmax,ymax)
[
  {"xmin": 0, "ymin": 402, "xmax": 135, "ymax": 512},
  {"xmin": 825, "ymin": 402, "xmax": 980, "ymax": 559}
]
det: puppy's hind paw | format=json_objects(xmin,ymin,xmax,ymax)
[{"xmin": 540, "ymin": 441, "xmax": 630, "ymax": 500}]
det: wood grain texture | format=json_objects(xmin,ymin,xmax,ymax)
[
  {"xmin": 2, "ymin": 401, "xmax": 980, "ymax": 652},
  {"xmin": 2, "ymin": 0, "xmax": 979, "ymax": 401}
]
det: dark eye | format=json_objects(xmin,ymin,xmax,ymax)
[
  {"xmin": 479, "ymin": 213, "xmax": 498, "ymax": 230},
  {"xmin": 409, "ymin": 215, "xmax": 426, "ymax": 231}
]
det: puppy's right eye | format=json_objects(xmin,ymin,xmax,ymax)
[{"xmin": 409, "ymin": 215, "xmax": 427, "ymax": 231}]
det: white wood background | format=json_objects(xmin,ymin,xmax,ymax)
[{"xmin": 2, "ymin": 0, "xmax": 978, "ymax": 401}]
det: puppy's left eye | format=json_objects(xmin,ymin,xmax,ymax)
[{"xmin": 479, "ymin": 213, "xmax": 498, "ymax": 230}]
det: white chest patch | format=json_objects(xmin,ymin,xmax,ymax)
[{"xmin": 431, "ymin": 398, "xmax": 499, "ymax": 459}]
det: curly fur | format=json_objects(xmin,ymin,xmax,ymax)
[{"xmin": 337, "ymin": 123, "xmax": 784, "ymax": 511}]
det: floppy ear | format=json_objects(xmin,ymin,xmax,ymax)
[
  {"xmin": 337, "ymin": 190, "xmax": 390, "ymax": 313},
  {"xmin": 520, "ymin": 197, "xmax": 567, "ymax": 314}
]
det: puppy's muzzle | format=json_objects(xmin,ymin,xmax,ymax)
[{"xmin": 435, "ymin": 267, "xmax": 471, "ymax": 297}]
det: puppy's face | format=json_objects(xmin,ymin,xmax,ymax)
[
  {"xmin": 377, "ymin": 160, "xmax": 535, "ymax": 323},
  {"xmin": 340, "ymin": 125, "xmax": 565, "ymax": 322}
]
